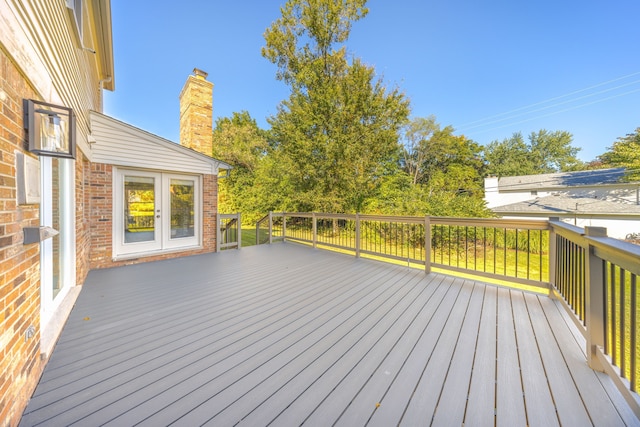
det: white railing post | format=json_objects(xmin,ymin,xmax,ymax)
[
  {"xmin": 548, "ymin": 217, "xmax": 558, "ymax": 292},
  {"xmin": 282, "ymin": 212, "xmax": 287, "ymax": 242},
  {"xmin": 268, "ymin": 211, "xmax": 273, "ymax": 244},
  {"xmin": 425, "ymin": 216, "xmax": 431, "ymax": 274},
  {"xmin": 355, "ymin": 213, "xmax": 361, "ymax": 258},
  {"xmin": 237, "ymin": 213, "xmax": 241, "ymax": 249},
  {"xmin": 216, "ymin": 213, "xmax": 220, "ymax": 252},
  {"xmin": 312, "ymin": 212, "xmax": 317, "ymax": 249},
  {"xmin": 585, "ymin": 226, "xmax": 607, "ymax": 372}
]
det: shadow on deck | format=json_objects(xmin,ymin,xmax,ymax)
[{"xmin": 20, "ymin": 243, "xmax": 640, "ymax": 426}]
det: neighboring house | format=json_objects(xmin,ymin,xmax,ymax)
[
  {"xmin": 485, "ymin": 168, "xmax": 640, "ymax": 239},
  {"xmin": 0, "ymin": 2, "xmax": 228, "ymax": 425}
]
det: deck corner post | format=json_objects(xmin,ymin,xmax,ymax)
[
  {"xmin": 425, "ymin": 216, "xmax": 431, "ymax": 274},
  {"xmin": 237, "ymin": 213, "xmax": 242, "ymax": 249},
  {"xmin": 216, "ymin": 213, "xmax": 220, "ymax": 252},
  {"xmin": 585, "ymin": 226, "xmax": 607, "ymax": 372},
  {"xmin": 548, "ymin": 219, "xmax": 557, "ymax": 292},
  {"xmin": 282, "ymin": 212, "xmax": 287, "ymax": 242},
  {"xmin": 355, "ymin": 213, "xmax": 361, "ymax": 258},
  {"xmin": 312, "ymin": 212, "xmax": 317, "ymax": 249},
  {"xmin": 269, "ymin": 211, "xmax": 273, "ymax": 244}
]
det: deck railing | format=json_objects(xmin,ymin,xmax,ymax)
[
  {"xmin": 550, "ymin": 221, "xmax": 640, "ymax": 414},
  {"xmin": 256, "ymin": 212, "xmax": 640, "ymax": 414},
  {"xmin": 217, "ymin": 213, "xmax": 241, "ymax": 251}
]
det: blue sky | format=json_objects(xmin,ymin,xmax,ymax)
[{"xmin": 104, "ymin": 0, "xmax": 640, "ymax": 162}]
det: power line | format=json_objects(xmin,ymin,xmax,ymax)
[
  {"xmin": 456, "ymin": 72, "xmax": 640, "ymax": 135},
  {"xmin": 462, "ymin": 87, "xmax": 640, "ymax": 136},
  {"xmin": 459, "ymin": 80, "xmax": 640, "ymax": 133}
]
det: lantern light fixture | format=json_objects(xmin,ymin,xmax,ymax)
[{"xmin": 24, "ymin": 99, "xmax": 76, "ymax": 159}]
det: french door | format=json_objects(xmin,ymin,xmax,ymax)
[{"xmin": 114, "ymin": 169, "xmax": 200, "ymax": 256}]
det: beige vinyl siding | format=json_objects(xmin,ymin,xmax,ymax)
[
  {"xmin": 89, "ymin": 111, "xmax": 226, "ymax": 175},
  {"xmin": 0, "ymin": 0, "xmax": 110, "ymax": 157}
]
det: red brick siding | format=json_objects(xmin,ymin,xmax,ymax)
[
  {"xmin": 89, "ymin": 164, "xmax": 218, "ymax": 269},
  {"xmin": 0, "ymin": 48, "xmax": 44, "ymax": 427},
  {"xmin": 75, "ymin": 152, "xmax": 91, "ymax": 285}
]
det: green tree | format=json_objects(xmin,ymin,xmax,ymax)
[
  {"xmin": 401, "ymin": 116, "xmax": 439, "ymax": 185},
  {"xmin": 263, "ymin": 0, "xmax": 409, "ymax": 213},
  {"xmin": 599, "ymin": 127, "xmax": 640, "ymax": 181},
  {"xmin": 528, "ymin": 129, "xmax": 582, "ymax": 172},
  {"xmin": 211, "ymin": 111, "xmax": 272, "ymax": 223},
  {"xmin": 484, "ymin": 130, "xmax": 581, "ymax": 177},
  {"xmin": 484, "ymin": 133, "xmax": 536, "ymax": 177}
]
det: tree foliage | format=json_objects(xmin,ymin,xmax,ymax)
[
  {"xmin": 211, "ymin": 111, "xmax": 273, "ymax": 222},
  {"xmin": 263, "ymin": 0, "xmax": 409, "ymax": 213},
  {"xmin": 262, "ymin": 0, "xmax": 368, "ymax": 86},
  {"xmin": 599, "ymin": 127, "xmax": 640, "ymax": 181},
  {"xmin": 484, "ymin": 130, "xmax": 582, "ymax": 177}
]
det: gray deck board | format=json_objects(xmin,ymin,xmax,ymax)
[
  {"xmin": 300, "ymin": 274, "xmax": 454, "ymax": 427},
  {"xmin": 526, "ymin": 292, "xmax": 593, "ymax": 426},
  {"xmin": 429, "ymin": 282, "xmax": 485, "ymax": 426},
  {"xmin": 535, "ymin": 293, "xmax": 630, "ymax": 426},
  {"xmin": 464, "ymin": 284, "xmax": 498, "ymax": 427},
  {"xmin": 510, "ymin": 291, "xmax": 559, "ymax": 427},
  {"xmin": 387, "ymin": 279, "xmax": 476, "ymax": 426},
  {"xmin": 231, "ymin": 270, "xmax": 432, "ymax": 426},
  {"xmin": 345, "ymin": 277, "xmax": 465, "ymax": 426},
  {"xmin": 19, "ymin": 242, "xmax": 640, "ymax": 427},
  {"xmin": 495, "ymin": 287, "xmax": 527, "ymax": 426}
]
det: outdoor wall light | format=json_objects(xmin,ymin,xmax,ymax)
[{"xmin": 24, "ymin": 99, "xmax": 76, "ymax": 159}]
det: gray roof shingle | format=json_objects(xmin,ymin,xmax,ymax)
[
  {"xmin": 493, "ymin": 194, "xmax": 640, "ymax": 216},
  {"xmin": 497, "ymin": 168, "xmax": 628, "ymax": 191}
]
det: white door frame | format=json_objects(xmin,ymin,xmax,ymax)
[
  {"xmin": 40, "ymin": 156, "xmax": 75, "ymax": 329},
  {"xmin": 114, "ymin": 169, "xmax": 162, "ymax": 255},
  {"xmin": 114, "ymin": 168, "xmax": 201, "ymax": 257}
]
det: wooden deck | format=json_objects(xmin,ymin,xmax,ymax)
[{"xmin": 20, "ymin": 243, "xmax": 639, "ymax": 426}]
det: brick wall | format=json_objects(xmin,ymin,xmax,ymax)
[
  {"xmin": 75, "ymin": 152, "xmax": 91, "ymax": 285},
  {"xmin": 179, "ymin": 69, "xmax": 213, "ymax": 156},
  {"xmin": 88, "ymin": 162, "xmax": 113, "ymax": 266},
  {"xmin": 88, "ymin": 163, "xmax": 218, "ymax": 269},
  {"xmin": 0, "ymin": 48, "xmax": 45, "ymax": 427}
]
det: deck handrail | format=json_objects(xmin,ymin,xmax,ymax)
[
  {"xmin": 550, "ymin": 220, "xmax": 640, "ymax": 415},
  {"xmin": 255, "ymin": 211, "xmax": 640, "ymax": 414},
  {"xmin": 217, "ymin": 213, "xmax": 241, "ymax": 251}
]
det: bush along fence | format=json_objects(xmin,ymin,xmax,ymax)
[{"xmin": 255, "ymin": 212, "xmax": 640, "ymax": 416}]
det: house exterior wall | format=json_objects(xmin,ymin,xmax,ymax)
[
  {"xmin": 75, "ymin": 152, "xmax": 92, "ymax": 284},
  {"xmin": 0, "ymin": 47, "xmax": 43, "ymax": 427},
  {"xmin": 484, "ymin": 177, "xmax": 554, "ymax": 208},
  {"xmin": 89, "ymin": 111, "xmax": 221, "ymax": 175},
  {"xmin": 88, "ymin": 163, "xmax": 219, "ymax": 269},
  {"xmin": 0, "ymin": 1, "xmax": 112, "ymax": 425}
]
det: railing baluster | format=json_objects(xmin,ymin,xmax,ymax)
[
  {"xmin": 631, "ymin": 274, "xmax": 637, "ymax": 392},
  {"xmin": 611, "ymin": 264, "xmax": 617, "ymax": 365},
  {"xmin": 620, "ymin": 267, "xmax": 626, "ymax": 379},
  {"xmin": 527, "ymin": 229, "xmax": 530, "ymax": 280}
]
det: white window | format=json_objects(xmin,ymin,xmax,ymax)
[{"xmin": 66, "ymin": 0, "xmax": 83, "ymax": 42}]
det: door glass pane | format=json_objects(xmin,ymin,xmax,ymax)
[
  {"xmin": 170, "ymin": 178, "xmax": 194, "ymax": 239},
  {"xmin": 124, "ymin": 176, "xmax": 155, "ymax": 243}
]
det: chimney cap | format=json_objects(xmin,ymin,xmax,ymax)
[{"xmin": 193, "ymin": 68, "xmax": 208, "ymax": 79}]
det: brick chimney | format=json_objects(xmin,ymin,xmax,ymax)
[{"xmin": 179, "ymin": 68, "xmax": 213, "ymax": 156}]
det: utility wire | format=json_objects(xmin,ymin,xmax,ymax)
[
  {"xmin": 456, "ymin": 72, "xmax": 640, "ymax": 135},
  {"xmin": 458, "ymin": 71, "xmax": 640, "ymax": 129},
  {"xmin": 459, "ymin": 80, "xmax": 640, "ymax": 133}
]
